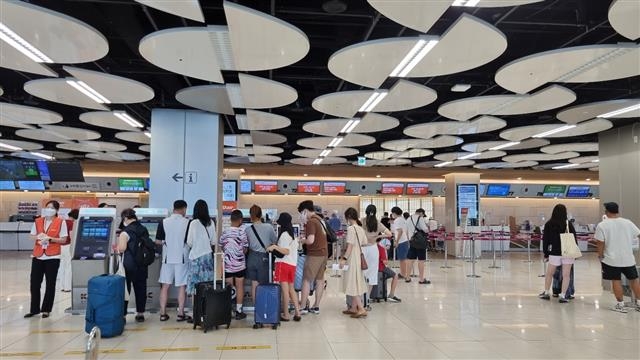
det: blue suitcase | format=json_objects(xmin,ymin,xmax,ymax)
[
  {"xmin": 253, "ymin": 254, "xmax": 281, "ymax": 330},
  {"xmin": 85, "ymin": 274, "xmax": 125, "ymax": 338}
]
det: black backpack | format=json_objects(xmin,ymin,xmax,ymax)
[
  {"xmin": 319, "ymin": 220, "xmax": 338, "ymax": 243},
  {"xmin": 130, "ymin": 224, "xmax": 156, "ymax": 267}
]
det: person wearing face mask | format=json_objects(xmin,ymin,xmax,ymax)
[
  {"xmin": 297, "ymin": 200, "xmax": 328, "ymax": 315},
  {"xmin": 390, "ymin": 207, "xmax": 410, "ymax": 280},
  {"xmin": 25, "ymin": 200, "xmax": 68, "ymax": 319}
]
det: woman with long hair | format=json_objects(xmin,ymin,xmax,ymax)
[
  {"xmin": 362, "ymin": 204, "xmax": 392, "ymax": 302},
  {"xmin": 268, "ymin": 212, "xmax": 302, "ymax": 322},
  {"xmin": 186, "ymin": 200, "xmax": 216, "ymax": 295},
  {"xmin": 539, "ymin": 204, "xmax": 577, "ymax": 303},
  {"xmin": 339, "ymin": 207, "xmax": 368, "ymax": 318}
]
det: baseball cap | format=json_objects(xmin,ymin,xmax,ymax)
[{"xmin": 604, "ymin": 202, "xmax": 619, "ymax": 214}]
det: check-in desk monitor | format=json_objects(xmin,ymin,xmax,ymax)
[{"xmin": 73, "ymin": 217, "xmax": 113, "ymax": 260}]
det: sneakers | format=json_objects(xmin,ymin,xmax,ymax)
[
  {"xmin": 610, "ymin": 303, "xmax": 628, "ymax": 313},
  {"xmin": 552, "ymin": 293, "xmax": 559, "ymax": 298},
  {"xmin": 559, "ymin": 297, "xmax": 569, "ymax": 303},
  {"xmin": 419, "ymin": 280, "xmax": 431, "ymax": 285},
  {"xmin": 538, "ymin": 292, "xmax": 550, "ymax": 300},
  {"xmin": 235, "ymin": 311, "xmax": 247, "ymax": 320},
  {"xmin": 388, "ymin": 295, "xmax": 402, "ymax": 302},
  {"xmin": 300, "ymin": 307, "xmax": 309, "ymax": 315},
  {"xmin": 308, "ymin": 307, "xmax": 320, "ymax": 314}
]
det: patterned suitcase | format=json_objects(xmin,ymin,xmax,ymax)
[
  {"xmin": 253, "ymin": 253, "xmax": 281, "ymax": 329},
  {"xmin": 192, "ymin": 253, "xmax": 232, "ymax": 332}
]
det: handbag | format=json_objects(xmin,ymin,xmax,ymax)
[
  {"xmin": 114, "ymin": 253, "xmax": 130, "ymax": 302},
  {"xmin": 354, "ymin": 227, "xmax": 368, "ymax": 271},
  {"xmin": 409, "ymin": 216, "xmax": 429, "ymax": 250},
  {"xmin": 251, "ymin": 225, "xmax": 285, "ymax": 259},
  {"xmin": 560, "ymin": 220, "xmax": 582, "ymax": 259}
]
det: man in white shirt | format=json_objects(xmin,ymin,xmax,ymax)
[
  {"xmin": 594, "ymin": 202, "xmax": 640, "ymax": 313},
  {"xmin": 155, "ymin": 200, "xmax": 190, "ymax": 321},
  {"xmin": 390, "ymin": 207, "xmax": 410, "ymax": 280},
  {"xmin": 406, "ymin": 208, "xmax": 431, "ymax": 284}
]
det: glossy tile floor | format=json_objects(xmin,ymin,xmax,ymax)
[{"xmin": 1, "ymin": 251, "xmax": 639, "ymax": 359}]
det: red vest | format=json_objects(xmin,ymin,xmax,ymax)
[{"xmin": 32, "ymin": 217, "xmax": 64, "ymax": 257}]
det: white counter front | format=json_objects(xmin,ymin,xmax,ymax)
[{"xmin": 0, "ymin": 222, "xmax": 34, "ymax": 251}]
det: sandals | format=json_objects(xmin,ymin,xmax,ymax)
[
  {"xmin": 280, "ymin": 316, "xmax": 290, "ymax": 322},
  {"xmin": 160, "ymin": 314, "xmax": 169, "ymax": 321},
  {"xmin": 342, "ymin": 309, "xmax": 356, "ymax": 315},
  {"xmin": 176, "ymin": 314, "xmax": 192, "ymax": 322},
  {"xmin": 350, "ymin": 311, "xmax": 367, "ymax": 318},
  {"xmin": 293, "ymin": 315, "xmax": 301, "ymax": 322}
]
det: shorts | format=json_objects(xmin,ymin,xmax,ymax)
[
  {"xmin": 396, "ymin": 241, "xmax": 410, "ymax": 260},
  {"xmin": 158, "ymin": 263, "xmax": 188, "ymax": 286},
  {"xmin": 381, "ymin": 266, "xmax": 396, "ymax": 279},
  {"xmin": 246, "ymin": 250, "xmax": 270, "ymax": 284},
  {"xmin": 274, "ymin": 262, "xmax": 296, "ymax": 283},
  {"xmin": 601, "ymin": 262, "xmax": 639, "ymax": 281},
  {"xmin": 362, "ymin": 245, "xmax": 379, "ymax": 286},
  {"xmin": 407, "ymin": 246, "xmax": 427, "ymax": 261},
  {"xmin": 225, "ymin": 269, "xmax": 246, "ymax": 279},
  {"xmin": 303, "ymin": 255, "xmax": 327, "ymax": 282},
  {"xmin": 548, "ymin": 255, "xmax": 575, "ymax": 266}
]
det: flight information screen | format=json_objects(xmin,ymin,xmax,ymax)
[{"xmin": 73, "ymin": 217, "xmax": 113, "ymax": 260}]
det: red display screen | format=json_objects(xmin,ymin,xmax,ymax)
[
  {"xmin": 381, "ymin": 183, "xmax": 404, "ymax": 194},
  {"xmin": 254, "ymin": 180, "xmax": 278, "ymax": 193},
  {"xmin": 406, "ymin": 183, "xmax": 429, "ymax": 195},
  {"xmin": 323, "ymin": 182, "xmax": 346, "ymax": 194},
  {"xmin": 297, "ymin": 181, "xmax": 321, "ymax": 193}
]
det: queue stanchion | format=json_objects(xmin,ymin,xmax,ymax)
[
  {"xmin": 440, "ymin": 232, "xmax": 452, "ymax": 269},
  {"xmin": 330, "ymin": 242, "xmax": 341, "ymax": 278},
  {"xmin": 85, "ymin": 326, "xmax": 100, "ymax": 360},
  {"xmin": 466, "ymin": 235, "xmax": 481, "ymax": 278},
  {"xmin": 488, "ymin": 230, "xmax": 500, "ymax": 269},
  {"xmin": 524, "ymin": 234, "xmax": 533, "ymax": 263}
]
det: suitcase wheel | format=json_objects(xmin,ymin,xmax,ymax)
[
  {"xmin": 226, "ymin": 324, "xmax": 230, "ymax": 329},
  {"xmin": 253, "ymin": 323, "xmax": 262, "ymax": 329},
  {"xmin": 215, "ymin": 326, "xmax": 219, "ymax": 330},
  {"xmin": 272, "ymin": 324, "xmax": 278, "ymax": 330},
  {"xmin": 203, "ymin": 328, "xmax": 208, "ymax": 333}
]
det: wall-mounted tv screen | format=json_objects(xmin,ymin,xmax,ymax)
[
  {"xmin": 323, "ymin": 181, "xmax": 346, "ymax": 194},
  {"xmin": 222, "ymin": 180, "xmax": 237, "ymax": 201},
  {"xmin": 240, "ymin": 180, "xmax": 252, "ymax": 193},
  {"xmin": 543, "ymin": 185, "xmax": 567, "ymax": 197},
  {"xmin": 118, "ymin": 178, "xmax": 145, "ymax": 191},
  {"xmin": 36, "ymin": 161, "xmax": 50, "ymax": 181},
  {"xmin": 381, "ymin": 183, "xmax": 404, "ymax": 195},
  {"xmin": 406, "ymin": 183, "xmax": 429, "ymax": 195},
  {"xmin": 254, "ymin": 180, "xmax": 278, "ymax": 193},
  {"xmin": 0, "ymin": 180, "xmax": 16, "ymax": 190},
  {"xmin": 486, "ymin": 184, "xmax": 510, "ymax": 197},
  {"xmin": 17, "ymin": 180, "xmax": 45, "ymax": 191},
  {"xmin": 566, "ymin": 185, "xmax": 590, "ymax": 198},
  {"xmin": 297, "ymin": 181, "xmax": 320, "ymax": 193},
  {"xmin": 0, "ymin": 160, "xmax": 25, "ymax": 180},
  {"xmin": 47, "ymin": 161, "xmax": 84, "ymax": 181}
]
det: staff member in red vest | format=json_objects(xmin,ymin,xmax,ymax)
[{"xmin": 24, "ymin": 200, "xmax": 68, "ymax": 318}]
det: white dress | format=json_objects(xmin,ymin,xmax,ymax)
[{"xmin": 342, "ymin": 225, "xmax": 368, "ymax": 296}]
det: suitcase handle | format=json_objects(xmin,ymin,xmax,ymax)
[{"xmin": 213, "ymin": 252, "xmax": 225, "ymax": 290}]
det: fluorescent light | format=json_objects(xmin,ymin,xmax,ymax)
[
  {"xmin": 312, "ymin": 158, "xmax": 323, "ymax": 165},
  {"xmin": 345, "ymin": 119, "xmax": 360, "ymax": 133},
  {"xmin": 397, "ymin": 40, "xmax": 439, "ymax": 77},
  {"xmin": 340, "ymin": 119, "xmax": 361, "ymax": 134},
  {"xmin": 452, "ymin": 0, "xmax": 481, "ymax": 6},
  {"xmin": 532, "ymin": 125, "xmax": 576, "ymax": 138},
  {"xmin": 434, "ymin": 161, "xmax": 452, "ymax": 167},
  {"xmin": 597, "ymin": 103, "xmax": 640, "ymax": 118},
  {"xmin": 66, "ymin": 80, "xmax": 111, "ymax": 104},
  {"xmin": 552, "ymin": 163, "xmax": 579, "ymax": 170},
  {"xmin": 359, "ymin": 91, "xmax": 388, "ymax": 112},
  {"xmin": 0, "ymin": 22, "xmax": 53, "ymax": 63},
  {"xmin": 320, "ymin": 149, "xmax": 332, "ymax": 157},
  {"xmin": 144, "ymin": 131, "xmax": 151, "ymax": 138},
  {"xmin": 390, "ymin": 39, "xmax": 426, "ymax": 77},
  {"xmin": 0, "ymin": 142, "xmax": 22, "ymax": 151},
  {"xmin": 340, "ymin": 120, "xmax": 354, "ymax": 134},
  {"xmin": 591, "ymin": 159, "xmax": 599, "ymax": 163},
  {"xmin": 29, "ymin": 152, "xmax": 54, "ymax": 160},
  {"xmin": 328, "ymin": 137, "xmax": 343, "ymax": 148},
  {"xmin": 489, "ymin": 141, "xmax": 520, "ymax": 151},
  {"xmin": 458, "ymin": 152, "xmax": 481, "ymax": 160},
  {"xmin": 451, "ymin": 84, "xmax": 471, "ymax": 92},
  {"xmin": 113, "ymin": 111, "xmax": 143, "ymax": 128}
]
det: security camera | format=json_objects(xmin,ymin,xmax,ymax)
[
  {"xmin": 282, "ymin": 183, "xmax": 288, "ymax": 189},
  {"xmin": 361, "ymin": 185, "xmax": 367, "ymax": 191}
]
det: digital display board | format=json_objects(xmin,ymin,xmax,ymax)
[
  {"xmin": 0, "ymin": 180, "xmax": 16, "ymax": 190},
  {"xmin": 566, "ymin": 185, "xmax": 590, "ymax": 198},
  {"xmin": 20, "ymin": 161, "xmax": 40, "ymax": 180},
  {"xmin": 323, "ymin": 182, "xmax": 346, "ymax": 194},
  {"xmin": 457, "ymin": 184, "xmax": 479, "ymax": 226},
  {"xmin": 486, "ymin": 184, "xmax": 510, "ymax": 197},
  {"xmin": 543, "ymin": 185, "xmax": 567, "ymax": 197},
  {"xmin": 118, "ymin": 178, "xmax": 145, "ymax": 191},
  {"xmin": 240, "ymin": 180, "xmax": 252, "ymax": 193},
  {"xmin": 17, "ymin": 180, "xmax": 45, "ymax": 190},
  {"xmin": 47, "ymin": 161, "xmax": 84, "ymax": 182},
  {"xmin": 222, "ymin": 180, "xmax": 237, "ymax": 201},
  {"xmin": 381, "ymin": 183, "xmax": 404, "ymax": 195},
  {"xmin": 406, "ymin": 183, "xmax": 429, "ymax": 195},
  {"xmin": 36, "ymin": 161, "xmax": 50, "ymax": 181},
  {"xmin": 0, "ymin": 160, "xmax": 25, "ymax": 180},
  {"xmin": 297, "ymin": 181, "xmax": 321, "ymax": 193},
  {"xmin": 254, "ymin": 180, "xmax": 278, "ymax": 193},
  {"xmin": 73, "ymin": 217, "xmax": 112, "ymax": 260}
]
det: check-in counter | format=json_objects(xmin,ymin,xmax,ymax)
[{"xmin": 0, "ymin": 222, "xmax": 34, "ymax": 250}]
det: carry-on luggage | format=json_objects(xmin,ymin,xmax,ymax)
[
  {"xmin": 370, "ymin": 271, "xmax": 388, "ymax": 302},
  {"xmin": 552, "ymin": 264, "xmax": 575, "ymax": 297},
  {"xmin": 253, "ymin": 253, "xmax": 281, "ymax": 330},
  {"xmin": 85, "ymin": 274, "xmax": 125, "ymax": 338},
  {"xmin": 192, "ymin": 253, "xmax": 233, "ymax": 333}
]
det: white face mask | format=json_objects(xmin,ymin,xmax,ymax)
[
  {"xmin": 41, "ymin": 208, "xmax": 56, "ymax": 218},
  {"xmin": 298, "ymin": 210, "xmax": 308, "ymax": 225}
]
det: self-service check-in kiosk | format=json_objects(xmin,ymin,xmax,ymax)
[
  {"xmin": 69, "ymin": 208, "xmax": 117, "ymax": 314},
  {"xmin": 126, "ymin": 208, "xmax": 169, "ymax": 313}
]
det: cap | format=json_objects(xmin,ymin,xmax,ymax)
[{"xmin": 604, "ymin": 202, "xmax": 619, "ymax": 214}]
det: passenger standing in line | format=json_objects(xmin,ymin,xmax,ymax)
[
  {"xmin": 60, "ymin": 208, "xmax": 78, "ymax": 293},
  {"xmin": 594, "ymin": 202, "xmax": 640, "ymax": 313},
  {"xmin": 329, "ymin": 211, "xmax": 342, "ymax": 232},
  {"xmin": 218, "ymin": 209, "xmax": 249, "ymax": 320},
  {"xmin": 268, "ymin": 212, "xmax": 302, "ymax": 322},
  {"xmin": 185, "ymin": 200, "xmax": 216, "ymax": 297},
  {"xmin": 390, "ymin": 207, "xmax": 410, "ymax": 280},
  {"xmin": 406, "ymin": 208, "xmax": 431, "ymax": 284},
  {"xmin": 245, "ymin": 204, "xmax": 278, "ymax": 303},
  {"xmin": 155, "ymin": 200, "xmax": 190, "ymax": 322},
  {"xmin": 538, "ymin": 204, "xmax": 577, "ymax": 303},
  {"xmin": 117, "ymin": 208, "xmax": 152, "ymax": 322},
  {"xmin": 25, "ymin": 200, "xmax": 68, "ymax": 319},
  {"xmin": 362, "ymin": 205, "xmax": 392, "ymax": 299},
  {"xmin": 339, "ymin": 207, "xmax": 368, "ymax": 318},
  {"xmin": 298, "ymin": 200, "xmax": 328, "ymax": 315}
]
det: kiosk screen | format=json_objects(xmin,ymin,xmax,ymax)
[{"xmin": 73, "ymin": 217, "xmax": 113, "ymax": 260}]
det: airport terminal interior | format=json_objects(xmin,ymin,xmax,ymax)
[{"xmin": 1, "ymin": 0, "xmax": 639, "ymax": 359}]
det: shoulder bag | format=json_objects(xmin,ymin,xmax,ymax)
[
  {"xmin": 560, "ymin": 220, "xmax": 582, "ymax": 259},
  {"xmin": 409, "ymin": 216, "xmax": 429, "ymax": 250},
  {"xmin": 251, "ymin": 225, "xmax": 285, "ymax": 259},
  {"xmin": 354, "ymin": 226, "xmax": 368, "ymax": 270}
]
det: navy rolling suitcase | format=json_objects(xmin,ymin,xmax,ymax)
[
  {"xmin": 85, "ymin": 274, "xmax": 125, "ymax": 338},
  {"xmin": 370, "ymin": 271, "xmax": 388, "ymax": 302},
  {"xmin": 193, "ymin": 253, "xmax": 233, "ymax": 332},
  {"xmin": 253, "ymin": 253, "xmax": 281, "ymax": 330}
]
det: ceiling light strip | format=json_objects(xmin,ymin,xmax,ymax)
[
  {"xmin": 344, "ymin": 119, "xmax": 360, "ymax": 133},
  {"xmin": 320, "ymin": 149, "xmax": 332, "ymax": 157},
  {"xmin": 30, "ymin": 152, "xmax": 54, "ymax": 160},
  {"xmin": 339, "ymin": 120, "xmax": 354, "ymax": 134},
  {"xmin": 328, "ymin": 137, "xmax": 344, "ymax": 148},
  {"xmin": 312, "ymin": 158, "xmax": 323, "ymax": 165},
  {"xmin": 114, "ymin": 112, "xmax": 143, "ymax": 128},
  {"xmin": 434, "ymin": 161, "xmax": 453, "ymax": 168},
  {"xmin": 360, "ymin": 91, "xmax": 388, "ymax": 113},
  {"xmin": 553, "ymin": 47, "xmax": 633, "ymax": 83},
  {"xmin": 0, "ymin": 142, "xmax": 23, "ymax": 151},
  {"xmin": 452, "ymin": 0, "xmax": 481, "ymax": 6},
  {"xmin": 458, "ymin": 152, "xmax": 481, "ymax": 160},
  {"xmin": 144, "ymin": 131, "xmax": 151, "ymax": 138},
  {"xmin": 531, "ymin": 125, "xmax": 576, "ymax": 138},
  {"xmin": 0, "ymin": 22, "xmax": 53, "ymax": 63},
  {"xmin": 398, "ymin": 40, "xmax": 439, "ymax": 77},
  {"xmin": 489, "ymin": 141, "xmax": 520, "ymax": 151},
  {"xmin": 66, "ymin": 80, "xmax": 111, "ymax": 104},
  {"xmin": 598, "ymin": 103, "xmax": 640, "ymax": 118},
  {"xmin": 552, "ymin": 163, "xmax": 580, "ymax": 170},
  {"xmin": 390, "ymin": 39, "xmax": 427, "ymax": 77}
]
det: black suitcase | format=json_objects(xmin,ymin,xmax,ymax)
[
  {"xmin": 370, "ymin": 271, "xmax": 388, "ymax": 302},
  {"xmin": 192, "ymin": 253, "xmax": 232, "ymax": 333}
]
